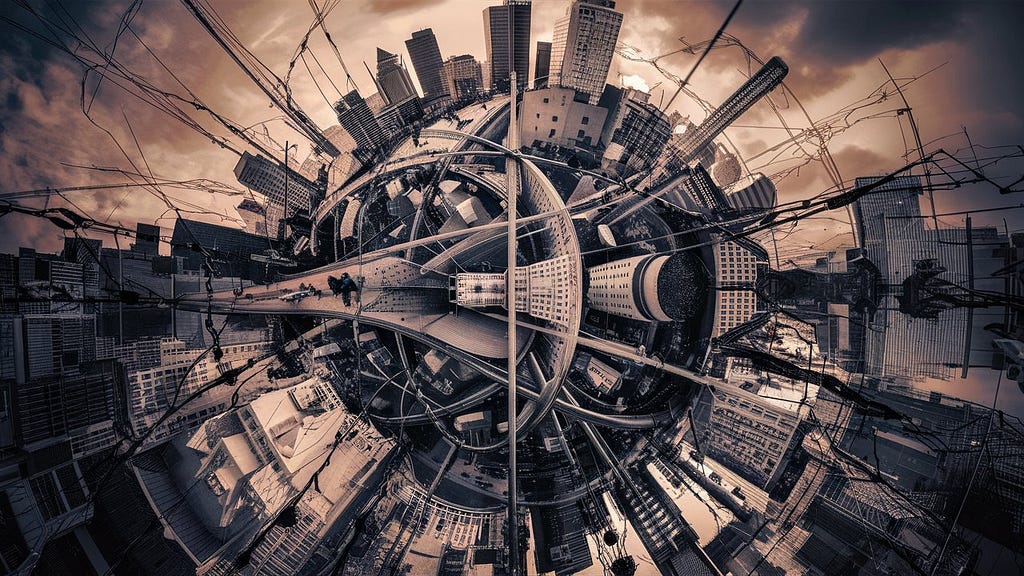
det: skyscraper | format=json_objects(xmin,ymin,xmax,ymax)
[
  {"xmin": 375, "ymin": 47, "xmax": 417, "ymax": 105},
  {"xmin": 550, "ymin": 0, "xmax": 622, "ymax": 104},
  {"xmin": 169, "ymin": 218, "xmax": 278, "ymax": 282},
  {"xmin": 483, "ymin": 0, "xmax": 532, "ymax": 93},
  {"xmin": 0, "ymin": 252, "xmax": 17, "ymax": 314},
  {"xmin": 233, "ymin": 151, "xmax": 317, "ymax": 235},
  {"xmin": 854, "ymin": 176, "xmax": 973, "ymax": 380},
  {"xmin": 534, "ymin": 40, "xmax": 551, "ymax": 88},
  {"xmin": 334, "ymin": 90, "xmax": 386, "ymax": 152},
  {"xmin": 405, "ymin": 28, "xmax": 449, "ymax": 102},
  {"xmin": 670, "ymin": 56, "xmax": 789, "ymax": 166}
]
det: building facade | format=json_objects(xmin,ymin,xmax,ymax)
[
  {"xmin": 854, "ymin": 175, "xmax": 978, "ymax": 380},
  {"xmin": 692, "ymin": 381, "xmax": 801, "ymax": 488},
  {"xmin": 586, "ymin": 253, "xmax": 705, "ymax": 323},
  {"xmin": 520, "ymin": 86, "xmax": 607, "ymax": 149},
  {"xmin": 712, "ymin": 239, "xmax": 765, "ymax": 337},
  {"xmin": 550, "ymin": 0, "xmax": 622, "ymax": 105},
  {"xmin": 534, "ymin": 40, "xmax": 551, "ymax": 88},
  {"xmin": 375, "ymin": 47, "xmax": 417, "ymax": 105},
  {"xmin": 333, "ymin": 90, "xmax": 386, "ymax": 152},
  {"xmin": 453, "ymin": 254, "xmax": 575, "ymax": 327},
  {"xmin": 405, "ymin": 28, "xmax": 449, "ymax": 101},
  {"xmin": 442, "ymin": 54, "xmax": 483, "ymax": 101},
  {"xmin": 724, "ymin": 173, "xmax": 777, "ymax": 213},
  {"xmin": 483, "ymin": 0, "xmax": 532, "ymax": 93},
  {"xmin": 600, "ymin": 87, "xmax": 672, "ymax": 174}
]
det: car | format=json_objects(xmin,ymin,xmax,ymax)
[{"xmin": 279, "ymin": 290, "xmax": 310, "ymax": 302}]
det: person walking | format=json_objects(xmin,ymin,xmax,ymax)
[{"xmin": 339, "ymin": 272, "xmax": 358, "ymax": 307}]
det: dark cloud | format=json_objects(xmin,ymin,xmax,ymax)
[
  {"xmin": 5, "ymin": 90, "xmax": 22, "ymax": 111},
  {"xmin": 792, "ymin": 2, "xmax": 969, "ymax": 66},
  {"xmin": 625, "ymin": 0, "xmax": 969, "ymax": 64},
  {"xmin": 620, "ymin": 0, "xmax": 1020, "ymax": 103}
]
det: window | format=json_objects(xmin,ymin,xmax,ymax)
[
  {"xmin": 536, "ymin": 113, "xmax": 540, "ymax": 118},
  {"xmin": 552, "ymin": 115, "xmax": 559, "ymax": 122},
  {"xmin": 581, "ymin": 116, "xmax": 589, "ymax": 125},
  {"xmin": 577, "ymin": 130, "xmax": 586, "ymax": 138},
  {"xmin": 543, "ymin": 97, "xmax": 549, "ymax": 103},
  {"xmin": 548, "ymin": 129, "xmax": 556, "ymax": 138}
]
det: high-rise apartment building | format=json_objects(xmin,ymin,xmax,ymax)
[
  {"xmin": 483, "ymin": 0, "xmax": 532, "ymax": 93},
  {"xmin": 375, "ymin": 47, "xmax": 417, "ymax": 105},
  {"xmin": 534, "ymin": 40, "xmax": 551, "ymax": 88},
  {"xmin": 405, "ymin": 28, "xmax": 449, "ymax": 101},
  {"xmin": 442, "ymin": 54, "xmax": 484, "ymax": 100},
  {"xmin": 550, "ymin": 0, "xmax": 622, "ymax": 104}
]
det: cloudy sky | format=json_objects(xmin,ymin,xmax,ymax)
[{"xmin": 1, "ymin": 0, "xmax": 1022, "ymax": 258}]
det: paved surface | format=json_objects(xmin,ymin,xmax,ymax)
[{"xmin": 179, "ymin": 255, "xmax": 531, "ymax": 360}]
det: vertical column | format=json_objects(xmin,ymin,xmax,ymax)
[{"xmin": 506, "ymin": 69, "xmax": 521, "ymax": 575}]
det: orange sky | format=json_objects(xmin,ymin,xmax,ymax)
[{"xmin": 1, "ymin": 0, "xmax": 1022, "ymax": 255}]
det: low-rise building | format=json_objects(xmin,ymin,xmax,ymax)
[{"xmin": 519, "ymin": 86, "xmax": 607, "ymax": 149}]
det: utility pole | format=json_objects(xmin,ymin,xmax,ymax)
[{"xmin": 506, "ymin": 68, "xmax": 521, "ymax": 576}]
